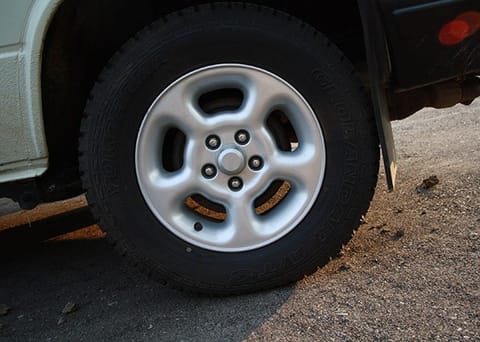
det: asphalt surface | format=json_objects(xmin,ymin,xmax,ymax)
[{"xmin": 0, "ymin": 100, "xmax": 479, "ymax": 341}]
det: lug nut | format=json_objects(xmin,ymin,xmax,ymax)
[
  {"xmin": 228, "ymin": 177, "xmax": 243, "ymax": 191},
  {"xmin": 249, "ymin": 156, "xmax": 264, "ymax": 171},
  {"xmin": 202, "ymin": 164, "xmax": 217, "ymax": 179},
  {"xmin": 206, "ymin": 135, "xmax": 220, "ymax": 150},
  {"xmin": 235, "ymin": 130, "xmax": 250, "ymax": 145}
]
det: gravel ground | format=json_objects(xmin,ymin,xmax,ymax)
[{"xmin": 0, "ymin": 100, "xmax": 479, "ymax": 341}]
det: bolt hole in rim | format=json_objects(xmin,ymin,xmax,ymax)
[{"xmin": 136, "ymin": 64, "xmax": 326, "ymax": 252}]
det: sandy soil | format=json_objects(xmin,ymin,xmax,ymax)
[{"xmin": 0, "ymin": 100, "xmax": 478, "ymax": 341}]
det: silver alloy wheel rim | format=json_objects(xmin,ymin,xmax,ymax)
[{"xmin": 135, "ymin": 64, "xmax": 326, "ymax": 252}]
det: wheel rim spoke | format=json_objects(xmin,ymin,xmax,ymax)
[
  {"xmin": 269, "ymin": 144, "xmax": 323, "ymax": 188},
  {"xmin": 146, "ymin": 79, "xmax": 210, "ymax": 137},
  {"xmin": 241, "ymin": 70, "xmax": 291, "ymax": 127},
  {"xmin": 143, "ymin": 168, "xmax": 197, "ymax": 214},
  {"xmin": 226, "ymin": 198, "xmax": 263, "ymax": 246}
]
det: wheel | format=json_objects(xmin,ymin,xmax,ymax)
[{"xmin": 79, "ymin": 3, "xmax": 379, "ymax": 294}]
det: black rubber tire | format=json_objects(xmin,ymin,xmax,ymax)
[{"xmin": 79, "ymin": 3, "xmax": 379, "ymax": 295}]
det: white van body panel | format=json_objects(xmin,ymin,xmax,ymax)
[{"xmin": 0, "ymin": 0, "xmax": 62, "ymax": 183}]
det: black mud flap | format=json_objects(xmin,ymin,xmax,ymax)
[
  {"xmin": 358, "ymin": 0, "xmax": 396, "ymax": 190},
  {"xmin": 371, "ymin": 86, "xmax": 396, "ymax": 190}
]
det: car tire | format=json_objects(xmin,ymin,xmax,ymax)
[{"xmin": 79, "ymin": 3, "xmax": 379, "ymax": 295}]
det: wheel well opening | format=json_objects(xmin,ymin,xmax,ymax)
[{"xmin": 40, "ymin": 0, "xmax": 366, "ymax": 200}]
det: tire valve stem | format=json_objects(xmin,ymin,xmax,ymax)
[{"xmin": 194, "ymin": 222, "xmax": 203, "ymax": 231}]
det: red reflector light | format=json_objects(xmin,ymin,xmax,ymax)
[
  {"xmin": 438, "ymin": 11, "xmax": 480, "ymax": 46},
  {"xmin": 439, "ymin": 20, "xmax": 469, "ymax": 45}
]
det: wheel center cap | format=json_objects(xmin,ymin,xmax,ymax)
[{"xmin": 217, "ymin": 148, "xmax": 246, "ymax": 175}]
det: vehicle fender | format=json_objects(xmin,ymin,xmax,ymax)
[{"xmin": 0, "ymin": 0, "xmax": 62, "ymax": 183}]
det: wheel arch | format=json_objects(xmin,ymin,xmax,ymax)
[{"xmin": 38, "ymin": 0, "xmax": 370, "ymax": 200}]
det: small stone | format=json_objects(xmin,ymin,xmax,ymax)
[
  {"xmin": 62, "ymin": 302, "xmax": 78, "ymax": 315},
  {"xmin": 369, "ymin": 223, "xmax": 387, "ymax": 231},
  {"xmin": 0, "ymin": 304, "xmax": 10, "ymax": 316},
  {"xmin": 360, "ymin": 215, "xmax": 367, "ymax": 224},
  {"xmin": 17, "ymin": 314, "xmax": 24, "ymax": 319},
  {"xmin": 338, "ymin": 263, "xmax": 352, "ymax": 271},
  {"xmin": 469, "ymin": 232, "xmax": 479, "ymax": 240},
  {"xmin": 380, "ymin": 228, "xmax": 391, "ymax": 234},
  {"xmin": 394, "ymin": 207, "xmax": 403, "ymax": 214},
  {"xmin": 336, "ymin": 312, "xmax": 349, "ymax": 317},
  {"xmin": 392, "ymin": 229, "xmax": 405, "ymax": 240},
  {"xmin": 416, "ymin": 175, "xmax": 439, "ymax": 193},
  {"xmin": 57, "ymin": 317, "xmax": 65, "ymax": 325},
  {"xmin": 423, "ymin": 175, "xmax": 439, "ymax": 188}
]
